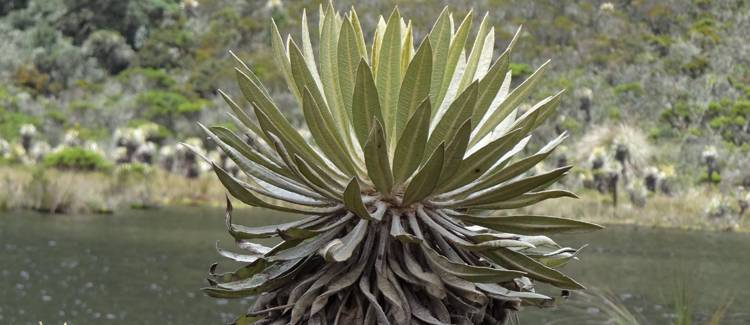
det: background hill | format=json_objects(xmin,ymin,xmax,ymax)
[{"xmin": 1, "ymin": 0, "xmax": 749, "ymax": 223}]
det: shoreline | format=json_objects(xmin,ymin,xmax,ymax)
[{"xmin": 1, "ymin": 166, "xmax": 745, "ymax": 233}]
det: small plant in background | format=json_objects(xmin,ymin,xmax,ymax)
[
  {"xmin": 42, "ymin": 147, "xmax": 111, "ymax": 171},
  {"xmin": 199, "ymin": 3, "xmax": 601, "ymax": 324}
]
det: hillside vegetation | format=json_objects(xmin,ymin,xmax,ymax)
[{"xmin": 0, "ymin": 0, "xmax": 748, "ymax": 226}]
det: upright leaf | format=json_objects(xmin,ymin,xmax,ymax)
[
  {"xmin": 458, "ymin": 12, "xmax": 490, "ymax": 91},
  {"xmin": 338, "ymin": 18, "xmax": 361, "ymax": 121},
  {"xmin": 472, "ymin": 61, "xmax": 550, "ymax": 146},
  {"xmin": 392, "ymin": 100, "xmax": 431, "ymax": 184},
  {"xmin": 364, "ymin": 120, "xmax": 394, "ymax": 196},
  {"xmin": 402, "ymin": 144, "xmax": 444, "ymax": 206},
  {"xmin": 426, "ymin": 82, "xmax": 478, "ymax": 155},
  {"xmin": 351, "ymin": 60, "xmax": 384, "ymax": 147},
  {"xmin": 434, "ymin": 11, "xmax": 473, "ymax": 111},
  {"xmin": 319, "ymin": 5, "xmax": 350, "ymax": 145},
  {"xmin": 428, "ymin": 7, "xmax": 452, "ymax": 107},
  {"xmin": 395, "ymin": 38, "xmax": 432, "ymax": 146},
  {"xmin": 376, "ymin": 9, "xmax": 402, "ymax": 141},
  {"xmin": 301, "ymin": 88, "xmax": 357, "ymax": 176},
  {"xmin": 343, "ymin": 178, "xmax": 374, "ymax": 220}
]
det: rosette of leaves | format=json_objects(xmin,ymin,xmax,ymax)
[{"xmin": 199, "ymin": 3, "xmax": 602, "ymax": 325}]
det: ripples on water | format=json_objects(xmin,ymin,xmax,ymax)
[{"xmin": 1, "ymin": 207, "xmax": 748, "ymax": 324}]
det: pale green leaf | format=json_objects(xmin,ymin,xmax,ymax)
[
  {"xmin": 426, "ymin": 81, "xmax": 478, "ymax": 155},
  {"xmin": 472, "ymin": 60, "xmax": 550, "ymax": 146},
  {"xmin": 351, "ymin": 59, "xmax": 384, "ymax": 147},
  {"xmin": 428, "ymin": 7, "xmax": 452, "ymax": 107},
  {"xmin": 394, "ymin": 38, "xmax": 432, "ymax": 146},
  {"xmin": 451, "ymin": 213, "xmax": 603, "ymax": 235},
  {"xmin": 343, "ymin": 178, "xmax": 373, "ymax": 220},
  {"xmin": 458, "ymin": 12, "xmax": 490, "ymax": 91},
  {"xmin": 434, "ymin": 11, "xmax": 472, "ymax": 111},
  {"xmin": 483, "ymin": 248, "xmax": 584, "ymax": 290},
  {"xmin": 392, "ymin": 99, "xmax": 431, "ymax": 184},
  {"xmin": 437, "ymin": 128, "xmax": 523, "ymax": 192},
  {"xmin": 301, "ymin": 88, "xmax": 357, "ymax": 176},
  {"xmin": 363, "ymin": 120, "xmax": 394, "ymax": 195},
  {"xmin": 337, "ymin": 18, "xmax": 361, "ymax": 121},
  {"xmin": 402, "ymin": 144, "xmax": 444, "ymax": 206},
  {"xmin": 376, "ymin": 9, "xmax": 402, "ymax": 142}
]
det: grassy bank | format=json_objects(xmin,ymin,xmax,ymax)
[
  {"xmin": 529, "ymin": 189, "xmax": 748, "ymax": 232},
  {"xmin": 0, "ymin": 165, "xmax": 226, "ymax": 214},
  {"xmin": 1, "ymin": 166, "xmax": 745, "ymax": 232}
]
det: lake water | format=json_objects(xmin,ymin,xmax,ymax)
[{"xmin": 1, "ymin": 206, "xmax": 749, "ymax": 324}]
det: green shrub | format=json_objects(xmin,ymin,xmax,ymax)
[
  {"xmin": 43, "ymin": 148, "xmax": 110, "ymax": 171},
  {"xmin": 689, "ymin": 18, "xmax": 721, "ymax": 43},
  {"xmin": 136, "ymin": 90, "xmax": 206, "ymax": 128},
  {"xmin": 117, "ymin": 67, "xmax": 176, "ymax": 89},
  {"xmin": 509, "ymin": 62, "xmax": 532, "ymax": 77},
  {"xmin": 0, "ymin": 110, "xmax": 37, "ymax": 140},
  {"xmin": 705, "ymin": 99, "xmax": 750, "ymax": 145},
  {"xmin": 681, "ymin": 55, "xmax": 709, "ymax": 78},
  {"xmin": 613, "ymin": 82, "xmax": 643, "ymax": 96}
]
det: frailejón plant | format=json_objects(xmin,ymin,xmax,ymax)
[{"xmin": 198, "ymin": 3, "xmax": 602, "ymax": 324}]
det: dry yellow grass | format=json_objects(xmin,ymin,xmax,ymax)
[
  {"xmin": 526, "ymin": 188, "xmax": 748, "ymax": 232},
  {"xmin": 2, "ymin": 166, "xmax": 746, "ymax": 233}
]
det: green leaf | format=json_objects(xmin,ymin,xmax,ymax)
[
  {"xmin": 402, "ymin": 144, "xmax": 444, "ymax": 206},
  {"xmin": 349, "ymin": 9, "xmax": 368, "ymax": 59},
  {"xmin": 351, "ymin": 59, "xmax": 384, "ymax": 147},
  {"xmin": 338, "ymin": 18, "xmax": 361, "ymax": 122},
  {"xmin": 376, "ymin": 9, "xmax": 402, "ymax": 141},
  {"xmin": 434, "ymin": 11, "xmax": 472, "ymax": 111},
  {"xmin": 271, "ymin": 20, "xmax": 301, "ymax": 103},
  {"xmin": 469, "ymin": 133, "xmax": 566, "ymax": 193},
  {"xmin": 421, "ymin": 243, "xmax": 525, "ymax": 283},
  {"xmin": 301, "ymin": 88, "xmax": 356, "ymax": 176},
  {"xmin": 289, "ymin": 40, "xmax": 331, "ymax": 119},
  {"xmin": 450, "ymin": 213, "xmax": 603, "ymax": 234},
  {"xmin": 343, "ymin": 178, "xmax": 374, "ymax": 220},
  {"xmin": 426, "ymin": 81, "xmax": 478, "ymax": 155},
  {"xmin": 428, "ymin": 7, "xmax": 452, "ymax": 107},
  {"xmin": 392, "ymin": 99, "xmax": 431, "ymax": 184},
  {"xmin": 483, "ymin": 248, "xmax": 584, "ymax": 290},
  {"xmin": 437, "ymin": 128, "xmax": 523, "ymax": 192},
  {"xmin": 457, "ymin": 166, "xmax": 573, "ymax": 207},
  {"xmin": 212, "ymin": 163, "xmax": 320, "ymax": 215},
  {"xmin": 472, "ymin": 60, "xmax": 550, "ymax": 146},
  {"xmin": 319, "ymin": 5, "xmax": 351, "ymax": 146},
  {"xmin": 236, "ymin": 69, "xmax": 331, "ymax": 175},
  {"xmin": 217, "ymin": 90, "xmax": 265, "ymax": 142},
  {"xmin": 363, "ymin": 120, "xmax": 394, "ymax": 195},
  {"xmin": 472, "ymin": 51, "xmax": 510, "ymax": 125},
  {"xmin": 465, "ymin": 190, "xmax": 578, "ymax": 210},
  {"xmin": 206, "ymin": 125, "xmax": 289, "ymax": 178},
  {"xmin": 291, "ymin": 155, "xmax": 342, "ymax": 200},
  {"xmin": 394, "ymin": 38, "xmax": 432, "ymax": 146},
  {"xmin": 438, "ymin": 119, "xmax": 472, "ymax": 184},
  {"xmin": 300, "ymin": 10, "xmax": 323, "ymax": 90},
  {"xmin": 458, "ymin": 13, "xmax": 490, "ymax": 91}
]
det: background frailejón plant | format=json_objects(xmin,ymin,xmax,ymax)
[{"xmin": 198, "ymin": 3, "xmax": 602, "ymax": 324}]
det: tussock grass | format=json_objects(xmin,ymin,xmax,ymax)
[
  {"xmin": 525, "ymin": 188, "xmax": 748, "ymax": 232},
  {"xmin": 0, "ymin": 166, "xmax": 226, "ymax": 214}
]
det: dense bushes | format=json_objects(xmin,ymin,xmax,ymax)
[
  {"xmin": 83, "ymin": 30, "xmax": 135, "ymax": 74},
  {"xmin": 43, "ymin": 147, "xmax": 110, "ymax": 171},
  {"xmin": 706, "ymin": 99, "xmax": 750, "ymax": 146}
]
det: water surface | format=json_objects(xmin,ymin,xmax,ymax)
[{"xmin": 1, "ymin": 207, "xmax": 748, "ymax": 324}]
